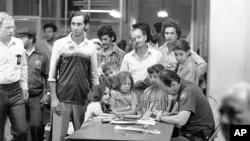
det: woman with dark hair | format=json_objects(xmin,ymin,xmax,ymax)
[
  {"xmin": 83, "ymin": 85, "xmax": 115, "ymax": 124},
  {"xmin": 174, "ymin": 39, "xmax": 199, "ymax": 85}
]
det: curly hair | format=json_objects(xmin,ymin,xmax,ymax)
[
  {"xmin": 97, "ymin": 25, "xmax": 117, "ymax": 42},
  {"xmin": 43, "ymin": 23, "xmax": 57, "ymax": 32},
  {"xmin": 161, "ymin": 18, "xmax": 182, "ymax": 39}
]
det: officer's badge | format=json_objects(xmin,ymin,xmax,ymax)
[{"xmin": 180, "ymin": 92, "xmax": 187, "ymax": 101}]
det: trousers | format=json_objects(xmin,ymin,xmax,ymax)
[{"xmin": 0, "ymin": 81, "xmax": 27, "ymax": 141}]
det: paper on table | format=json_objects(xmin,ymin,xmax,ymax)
[
  {"xmin": 137, "ymin": 119, "xmax": 156, "ymax": 125},
  {"xmin": 110, "ymin": 120, "xmax": 137, "ymax": 125},
  {"xmin": 114, "ymin": 125, "xmax": 161, "ymax": 134}
]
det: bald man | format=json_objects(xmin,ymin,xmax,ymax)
[{"xmin": 220, "ymin": 82, "xmax": 250, "ymax": 141}]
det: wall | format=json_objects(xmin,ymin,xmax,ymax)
[
  {"xmin": 208, "ymin": 0, "xmax": 250, "ymax": 140},
  {"xmin": 138, "ymin": 0, "xmax": 191, "ymax": 38}
]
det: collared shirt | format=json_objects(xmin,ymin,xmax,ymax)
[
  {"xmin": 26, "ymin": 47, "xmax": 50, "ymax": 96},
  {"xmin": 177, "ymin": 56, "xmax": 199, "ymax": 85},
  {"xmin": 138, "ymin": 85, "xmax": 178, "ymax": 115},
  {"xmin": 177, "ymin": 79, "xmax": 215, "ymax": 133},
  {"xmin": 0, "ymin": 37, "xmax": 28, "ymax": 90},
  {"xmin": 120, "ymin": 47, "xmax": 163, "ymax": 82},
  {"xmin": 48, "ymin": 33, "xmax": 99, "ymax": 104},
  {"xmin": 100, "ymin": 43, "xmax": 125, "ymax": 75},
  {"xmin": 36, "ymin": 39, "xmax": 53, "ymax": 60},
  {"xmin": 158, "ymin": 43, "xmax": 207, "ymax": 74}
]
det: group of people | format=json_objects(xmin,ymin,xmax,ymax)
[{"xmin": 0, "ymin": 10, "xmax": 247, "ymax": 141}]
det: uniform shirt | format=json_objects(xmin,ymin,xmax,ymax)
[
  {"xmin": 176, "ymin": 56, "xmax": 199, "ymax": 85},
  {"xmin": 36, "ymin": 39, "xmax": 53, "ymax": 60},
  {"xmin": 26, "ymin": 47, "xmax": 50, "ymax": 96},
  {"xmin": 100, "ymin": 43, "xmax": 125, "ymax": 75},
  {"xmin": 120, "ymin": 47, "xmax": 162, "ymax": 82},
  {"xmin": 48, "ymin": 33, "xmax": 99, "ymax": 104},
  {"xmin": 0, "ymin": 37, "xmax": 28, "ymax": 90},
  {"xmin": 177, "ymin": 79, "xmax": 215, "ymax": 133},
  {"xmin": 110, "ymin": 90, "xmax": 138, "ymax": 110},
  {"xmin": 158, "ymin": 43, "xmax": 207, "ymax": 74},
  {"xmin": 84, "ymin": 102, "xmax": 103, "ymax": 122}
]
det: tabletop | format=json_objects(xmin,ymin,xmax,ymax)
[{"xmin": 65, "ymin": 121, "xmax": 174, "ymax": 141}]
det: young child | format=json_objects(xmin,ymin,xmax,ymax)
[
  {"xmin": 110, "ymin": 71, "xmax": 138, "ymax": 115},
  {"xmin": 137, "ymin": 64, "xmax": 178, "ymax": 116},
  {"xmin": 83, "ymin": 85, "xmax": 115, "ymax": 124},
  {"xmin": 173, "ymin": 39, "xmax": 200, "ymax": 85},
  {"xmin": 99, "ymin": 65, "xmax": 113, "ymax": 88}
]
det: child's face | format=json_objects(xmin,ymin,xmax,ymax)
[
  {"xmin": 174, "ymin": 50, "xmax": 189, "ymax": 64},
  {"xmin": 120, "ymin": 77, "xmax": 132, "ymax": 93},
  {"xmin": 101, "ymin": 87, "xmax": 110, "ymax": 104},
  {"xmin": 104, "ymin": 69, "xmax": 112, "ymax": 77},
  {"xmin": 148, "ymin": 72, "xmax": 158, "ymax": 85}
]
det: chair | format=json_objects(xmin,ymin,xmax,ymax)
[{"xmin": 208, "ymin": 124, "xmax": 221, "ymax": 141}]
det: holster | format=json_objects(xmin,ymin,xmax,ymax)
[{"xmin": 182, "ymin": 129, "xmax": 214, "ymax": 141}]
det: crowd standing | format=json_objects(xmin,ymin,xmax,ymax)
[{"xmin": 2, "ymin": 10, "xmax": 242, "ymax": 141}]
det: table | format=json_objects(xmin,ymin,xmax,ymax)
[{"xmin": 65, "ymin": 121, "xmax": 174, "ymax": 141}]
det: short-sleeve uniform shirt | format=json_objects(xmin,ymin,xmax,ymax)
[{"xmin": 177, "ymin": 80, "xmax": 215, "ymax": 133}]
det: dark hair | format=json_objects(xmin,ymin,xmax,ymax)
[
  {"xmin": 28, "ymin": 34, "xmax": 36, "ymax": 44},
  {"xmin": 158, "ymin": 69, "xmax": 181, "ymax": 87},
  {"xmin": 132, "ymin": 22, "xmax": 152, "ymax": 42},
  {"xmin": 153, "ymin": 22, "xmax": 162, "ymax": 34},
  {"xmin": 97, "ymin": 25, "xmax": 117, "ymax": 42},
  {"xmin": 161, "ymin": 18, "xmax": 182, "ymax": 39},
  {"xmin": 113, "ymin": 71, "xmax": 134, "ymax": 91},
  {"xmin": 173, "ymin": 39, "xmax": 190, "ymax": 52},
  {"xmin": 147, "ymin": 64, "xmax": 165, "ymax": 74},
  {"xmin": 88, "ymin": 85, "xmax": 107, "ymax": 102},
  {"xmin": 102, "ymin": 65, "xmax": 111, "ymax": 73},
  {"xmin": 68, "ymin": 11, "xmax": 90, "ymax": 25},
  {"xmin": 43, "ymin": 23, "xmax": 57, "ymax": 32}
]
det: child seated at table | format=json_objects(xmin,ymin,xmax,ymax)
[
  {"xmin": 83, "ymin": 85, "xmax": 116, "ymax": 124},
  {"xmin": 110, "ymin": 71, "xmax": 138, "ymax": 115},
  {"xmin": 174, "ymin": 39, "xmax": 200, "ymax": 85},
  {"xmin": 137, "ymin": 64, "xmax": 178, "ymax": 117}
]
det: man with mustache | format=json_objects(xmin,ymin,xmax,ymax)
[{"xmin": 97, "ymin": 25, "xmax": 125, "ymax": 76}]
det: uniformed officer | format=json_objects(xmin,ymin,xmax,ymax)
[{"xmin": 156, "ymin": 69, "xmax": 215, "ymax": 141}]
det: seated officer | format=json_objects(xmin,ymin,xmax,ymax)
[
  {"xmin": 155, "ymin": 69, "xmax": 215, "ymax": 141},
  {"xmin": 219, "ymin": 82, "xmax": 250, "ymax": 141}
]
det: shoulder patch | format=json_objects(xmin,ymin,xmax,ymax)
[{"xmin": 180, "ymin": 92, "xmax": 187, "ymax": 101}]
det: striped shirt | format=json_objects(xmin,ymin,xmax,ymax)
[{"xmin": 48, "ymin": 33, "xmax": 99, "ymax": 104}]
